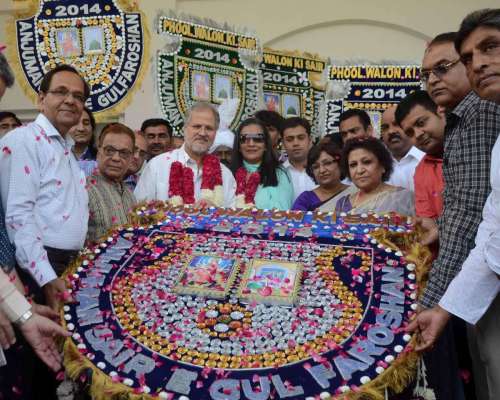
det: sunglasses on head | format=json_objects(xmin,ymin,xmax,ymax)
[{"xmin": 239, "ymin": 133, "xmax": 265, "ymax": 144}]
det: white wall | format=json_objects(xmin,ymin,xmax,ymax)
[{"xmin": 1, "ymin": 0, "xmax": 498, "ymax": 127}]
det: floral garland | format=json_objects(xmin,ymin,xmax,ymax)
[
  {"xmin": 235, "ymin": 167, "xmax": 260, "ymax": 208},
  {"xmin": 168, "ymin": 155, "xmax": 224, "ymax": 206},
  {"xmin": 200, "ymin": 154, "xmax": 224, "ymax": 206}
]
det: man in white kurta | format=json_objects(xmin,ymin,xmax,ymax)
[{"xmin": 135, "ymin": 103, "xmax": 236, "ymax": 207}]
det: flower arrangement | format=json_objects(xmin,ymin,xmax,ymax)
[
  {"xmin": 168, "ymin": 155, "xmax": 223, "ymax": 206},
  {"xmin": 235, "ymin": 167, "xmax": 260, "ymax": 208},
  {"xmin": 200, "ymin": 154, "xmax": 224, "ymax": 206}
]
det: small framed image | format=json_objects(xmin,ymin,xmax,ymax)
[
  {"xmin": 175, "ymin": 254, "xmax": 239, "ymax": 299},
  {"xmin": 55, "ymin": 28, "xmax": 81, "ymax": 58},
  {"xmin": 282, "ymin": 94, "xmax": 300, "ymax": 117},
  {"xmin": 237, "ymin": 259, "xmax": 302, "ymax": 306},
  {"xmin": 264, "ymin": 92, "xmax": 280, "ymax": 113},
  {"xmin": 82, "ymin": 26, "xmax": 105, "ymax": 55},
  {"xmin": 367, "ymin": 110, "xmax": 382, "ymax": 137},
  {"xmin": 191, "ymin": 71, "xmax": 210, "ymax": 101},
  {"xmin": 214, "ymin": 75, "xmax": 232, "ymax": 103}
]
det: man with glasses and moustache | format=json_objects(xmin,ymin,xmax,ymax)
[
  {"xmin": 86, "ymin": 123, "xmax": 137, "ymax": 243},
  {"xmin": 418, "ymin": 31, "xmax": 500, "ymax": 314},
  {"xmin": 410, "ymin": 10, "xmax": 500, "ymax": 400},
  {"xmin": 412, "ymin": 30, "xmax": 500, "ymax": 400},
  {"xmin": 0, "ymin": 64, "xmax": 89, "ymax": 312}
]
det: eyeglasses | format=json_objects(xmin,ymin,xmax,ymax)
[
  {"xmin": 102, "ymin": 145, "xmax": 133, "ymax": 160},
  {"xmin": 312, "ymin": 158, "xmax": 339, "ymax": 170},
  {"xmin": 240, "ymin": 133, "xmax": 265, "ymax": 144},
  {"xmin": 134, "ymin": 148, "xmax": 148, "ymax": 159},
  {"xmin": 47, "ymin": 88, "xmax": 87, "ymax": 104},
  {"xmin": 420, "ymin": 59, "xmax": 461, "ymax": 83}
]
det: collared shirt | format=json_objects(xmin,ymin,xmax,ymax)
[
  {"xmin": 79, "ymin": 159, "xmax": 98, "ymax": 177},
  {"xmin": 440, "ymin": 133, "xmax": 500, "ymax": 324},
  {"xmin": 124, "ymin": 160, "xmax": 147, "ymax": 191},
  {"xmin": 87, "ymin": 174, "xmax": 136, "ymax": 243},
  {"xmin": 0, "ymin": 114, "xmax": 89, "ymax": 287},
  {"xmin": 414, "ymin": 155, "xmax": 444, "ymax": 219},
  {"xmin": 134, "ymin": 146, "xmax": 236, "ymax": 207},
  {"xmin": 387, "ymin": 146, "xmax": 425, "ymax": 192},
  {"xmin": 282, "ymin": 160, "xmax": 317, "ymax": 201},
  {"xmin": 421, "ymin": 92, "xmax": 500, "ymax": 308}
]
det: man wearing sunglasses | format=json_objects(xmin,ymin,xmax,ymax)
[{"xmin": 86, "ymin": 123, "xmax": 137, "ymax": 243}]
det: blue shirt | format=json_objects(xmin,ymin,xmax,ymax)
[{"xmin": 0, "ymin": 202, "xmax": 15, "ymax": 273}]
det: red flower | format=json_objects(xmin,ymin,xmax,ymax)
[
  {"xmin": 182, "ymin": 166, "xmax": 195, "ymax": 204},
  {"xmin": 235, "ymin": 167, "xmax": 247, "ymax": 195},
  {"xmin": 235, "ymin": 167, "xmax": 260, "ymax": 204},
  {"xmin": 201, "ymin": 154, "xmax": 222, "ymax": 189},
  {"xmin": 245, "ymin": 172, "xmax": 260, "ymax": 204},
  {"xmin": 168, "ymin": 162, "xmax": 184, "ymax": 198}
]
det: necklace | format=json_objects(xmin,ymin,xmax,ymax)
[{"xmin": 316, "ymin": 183, "xmax": 346, "ymax": 200}]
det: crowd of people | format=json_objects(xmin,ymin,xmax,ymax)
[{"xmin": 0, "ymin": 7, "xmax": 499, "ymax": 400}]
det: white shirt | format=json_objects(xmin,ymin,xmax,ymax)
[
  {"xmin": 283, "ymin": 160, "xmax": 317, "ymax": 201},
  {"xmin": 387, "ymin": 146, "xmax": 425, "ymax": 192},
  {"xmin": 0, "ymin": 114, "xmax": 89, "ymax": 287},
  {"xmin": 439, "ymin": 136, "xmax": 500, "ymax": 324},
  {"xmin": 134, "ymin": 146, "xmax": 236, "ymax": 207}
]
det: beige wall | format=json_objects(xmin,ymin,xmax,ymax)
[{"xmin": 0, "ymin": 0, "xmax": 498, "ymax": 128}]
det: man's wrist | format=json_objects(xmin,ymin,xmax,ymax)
[{"xmin": 14, "ymin": 309, "xmax": 33, "ymax": 326}]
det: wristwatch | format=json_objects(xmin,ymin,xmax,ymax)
[{"xmin": 14, "ymin": 309, "xmax": 33, "ymax": 326}]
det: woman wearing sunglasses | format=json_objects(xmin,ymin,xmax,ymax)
[{"xmin": 231, "ymin": 118, "xmax": 293, "ymax": 210}]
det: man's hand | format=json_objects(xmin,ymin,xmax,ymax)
[
  {"xmin": 415, "ymin": 217, "xmax": 439, "ymax": 246},
  {"xmin": 43, "ymin": 278, "xmax": 73, "ymax": 312},
  {"xmin": 20, "ymin": 314, "xmax": 70, "ymax": 372},
  {"xmin": 32, "ymin": 303, "xmax": 60, "ymax": 321},
  {"xmin": 0, "ymin": 308, "xmax": 15, "ymax": 349},
  {"xmin": 407, "ymin": 305, "xmax": 450, "ymax": 351}
]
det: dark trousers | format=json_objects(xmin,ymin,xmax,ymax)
[{"xmin": 14, "ymin": 246, "xmax": 79, "ymax": 400}]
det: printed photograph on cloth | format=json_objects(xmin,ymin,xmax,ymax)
[
  {"xmin": 56, "ymin": 28, "xmax": 81, "ymax": 58},
  {"xmin": 238, "ymin": 259, "xmax": 302, "ymax": 306},
  {"xmin": 214, "ymin": 75, "xmax": 232, "ymax": 103},
  {"xmin": 264, "ymin": 92, "xmax": 280, "ymax": 112},
  {"xmin": 282, "ymin": 94, "xmax": 300, "ymax": 117},
  {"xmin": 175, "ymin": 254, "xmax": 238, "ymax": 298},
  {"xmin": 192, "ymin": 71, "xmax": 210, "ymax": 101},
  {"xmin": 82, "ymin": 26, "xmax": 105, "ymax": 55}
]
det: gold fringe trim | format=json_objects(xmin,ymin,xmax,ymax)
[
  {"xmin": 60, "ymin": 207, "xmax": 429, "ymax": 399},
  {"xmin": 4, "ymin": 0, "xmax": 150, "ymax": 123}
]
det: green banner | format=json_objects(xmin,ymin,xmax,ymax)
[{"xmin": 157, "ymin": 17, "xmax": 262, "ymax": 136}]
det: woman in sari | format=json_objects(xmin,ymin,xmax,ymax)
[
  {"xmin": 292, "ymin": 141, "xmax": 351, "ymax": 211},
  {"xmin": 335, "ymin": 137, "xmax": 414, "ymax": 216},
  {"xmin": 231, "ymin": 118, "xmax": 294, "ymax": 210}
]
